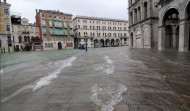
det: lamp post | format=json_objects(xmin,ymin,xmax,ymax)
[{"xmin": 84, "ymin": 32, "xmax": 87, "ymax": 52}]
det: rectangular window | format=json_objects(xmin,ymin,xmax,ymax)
[
  {"xmin": 65, "ymin": 29, "xmax": 67, "ymax": 35},
  {"xmin": 6, "ymin": 24, "xmax": 10, "ymax": 31},
  {"xmin": 4, "ymin": 9, "xmax": 9, "ymax": 18},
  {"xmin": 56, "ymin": 37, "xmax": 59, "ymax": 41},
  {"xmin": 51, "ymin": 36, "xmax": 54, "ymax": 40},
  {"xmin": 70, "ymin": 29, "xmax": 72, "ymax": 34},
  {"xmin": 42, "ymin": 14, "xmax": 45, "ymax": 18},
  {"xmin": 60, "ymin": 37, "xmax": 63, "ymax": 40},
  {"xmin": 43, "ymin": 36, "xmax": 47, "ymax": 41},
  {"xmin": 43, "ymin": 27, "xmax": 46, "ymax": 33},
  {"xmin": 49, "ymin": 15, "xmax": 52, "ymax": 19},
  {"xmin": 49, "ymin": 20, "xmax": 52, "ymax": 26},
  {"xmin": 54, "ymin": 21, "xmax": 62, "ymax": 27},
  {"xmin": 64, "ymin": 22, "xmax": 67, "ymax": 28},
  {"xmin": 42, "ymin": 20, "xmax": 46, "ymax": 25},
  {"xmin": 50, "ymin": 28, "xmax": 53, "ymax": 34}
]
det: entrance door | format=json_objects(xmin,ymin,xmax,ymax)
[{"xmin": 58, "ymin": 42, "xmax": 62, "ymax": 50}]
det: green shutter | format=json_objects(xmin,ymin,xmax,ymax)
[
  {"xmin": 64, "ymin": 29, "xmax": 67, "ymax": 35},
  {"xmin": 43, "ymin": 27, "xmax": 46, "ymax": 33},
  {"xmin": 51, "ymin": 36, "xmax": 54, "ymax": 40},
  {"xmin": 43, "ymin": 35, "xmax": 47, "ymax": 41},
  {"xmin": 49, "ymin": 20, "xmax": 52, "ymax": 26},
  {"xmin": 64, "ymin": 22, "xmax": 67, "ymax": 28},
  {"xmin": 42, "ymin": 20, "xmax": 46, "ymax": 25}
]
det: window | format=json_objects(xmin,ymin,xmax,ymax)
[
  {"xmin": 78, "ymin": 20, "xmax": 80, "ymax": 22},
  {"xmin": 144, "ymin": 2, "xmax": 148, "ymax": 19},
  {"xmin": 18, "ymin": 36, "xmax": 22, "ymax": 43},
  {"xmin": 42, "ymin": 14, "xmax": 45, "ymax": 18},
  {"xmin": 49, "ymin": 15, "xmax": 51, "ymax": 18},
  {"xmin": 78, "ymin": 25, "xmax": 80, "ymax": 28},
  {"xmin": 54, "ymin": 16, "xmax": 56, "ymax": 19},
  {"xmin": 4, "ymin": 9, "xmax": 9, "ymax": 18},
  {"xmin": 51, "ymin": 36, "xmax": 54, "ymax": 40},
  {"xmin": 6, "ymin": 24, "xmax": 10, "ymax": 31},
  {"xmin": 59, "ymin": 16, "xmax": 62, "ymax": 20},
  {"xmin": 43, "ymin": 36, "xmax": 47, "ymax": 41},
  {"xmin": 79, "ymin": 32, "xmax": 80, "ymax": 36},
  {"xmin": 42, "ymin": 20, "xmax": 46, "ymax": 25}
]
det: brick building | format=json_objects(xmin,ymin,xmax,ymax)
[{"xmin": 35, "ymin": 9, "xmax": 74, "ymax": 50}]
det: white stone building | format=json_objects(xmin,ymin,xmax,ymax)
[
  {"xmin": 73, "ymin": 16, "xmax": 129, "ymax": 48},
  {"xmin": 12, "ymin": 18, "xmax": 41, "ymax": 51}
]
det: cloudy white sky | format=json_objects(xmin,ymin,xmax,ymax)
[{"xmin": 8, "ymin": 0, "xmax": 128, "ymax": 23}]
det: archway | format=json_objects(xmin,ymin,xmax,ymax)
[
  {"xmin": 94, "ymin": 39, "xmax": 99, "ymax": 48},
  {"xmin": 100, "ymin": 39, "xmax": 104, "ymax": 47},
  {"xmin": 105, "ymin": 39, "xmax": 110, "ymax": 47},
  {"xmin": 165, "ymin": 26, "xmax": 172, "ymax": 48},
  {"xmin": 111, "ymin": 39, "xmax": 115, "ymax": 47},
  {"xmin": 116, "ymin": 39, "xmax": 120, "ymax": 47},
  {"xmin": 58, "ymin": 42, "xmax": 62, "ymax": 50},
  {"xmin": 163, "ymin": 8, "xmax": 180, "ymax": 50}
]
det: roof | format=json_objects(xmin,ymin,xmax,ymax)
[
  {"xmin": 38, "ymin": 9, "xmax": 73, "ymax": 16},
  {"xmin": 73, "ymin": 15, "xmax": 128, "ymax": 22}
]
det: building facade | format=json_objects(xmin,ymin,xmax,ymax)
[
  {"xmin": 35, "ymin": 9, "xmax": 74, "ymax": 51},
  {"xmin": 0, "ymin": 0, "xmax": 13, "ymax": 53},
  {"xmin": 12, "ymin": 18, "xmax": 41, "ymax": 51},
  {"xmin": 73, "ymin": 16, "xmax": 129, "ymax": 48},
  {"xmin": 157, "ymin": 0, "xmax": 190, "ymax": 52},
  {"xmin": 128, "ymin": 0, "xmax": 159, "ymax": 48}
]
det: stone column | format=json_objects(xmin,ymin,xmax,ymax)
[
  {"xmin": 158, "ymin": 26, "xmax": 165, "ymax": 50},
  {"xmin": 179, "ymin": 20, "xmax": 189, "ymax": 52},
  {"xmin": 172, "ymin": 26, "xmax": 176, "ymax": 47}
]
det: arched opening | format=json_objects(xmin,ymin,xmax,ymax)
[
  {"xmin": 28, "ymin": 36, "xmax": 30, "ymax": 42},
  {"xmin": 111, "ymin": 39, "xmax": 115, "ymax": 47},
  {"xmin": 105, "ymin": 39, "xmax": 110, "ymax": 47},
  {"xmin": 130, "ymin": 12, "xmax": 133, "ymax": 25},
  {"xmin": 116, "ymin": 39, "xmax": 120, "ymax": 47},
  {"xmin": 163, "ymin": 8, "xmax": 180, "ymax": 50},
  {"xmin": 144, "ymin": 2, "xmax": 148, "ymax": 19},
  {"xmin": 165, "ymin": 26, "xmax": 173, "ymax": 48},
  {"xmin": 138, "ymin": 7, "xmax": 141, "ymax": 21},
  {"xmin": 18, "ymin": 36, "xmax": 22, "ymax": 43},
  {"xmin": 131, "ymin": 33, "xmax": 133, "ymax": 47},
  {"xmin": 24, "ymin": 36, "xmax": 27, "ymax": 42},
  {"xmin": 58, "ymin": 42, "xmax": 62, "ymax": 50},
  {"xmin": 94, "ymin": 39, "xmax": 99, "ymax": 48},
  {"xmin": 51, "ymin": 43, "xmax": 53, "ymax": 48},
  {"xmin": 135, "ymin": 9, "xmax": 137, "ymax": 23},
  {"xmin": 100, "ymin": 39, "xmax": 104, "ymax": 47}
]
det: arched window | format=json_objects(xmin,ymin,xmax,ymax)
[
  {"xmin": 138, "ymin": 7, "xmax": 141, "ymax": 21},
  {"xmin": 24, "ymin": 36, "xmax": 27, "ymax": 42},
  {"xmin": 130, "ymin": 12, "xmax": 133, "ymax": 25},
  {"xmin": 45, "ymin": 43, "xmax": 47, "ymax": 48},
  {"xmin": 19, "ymin": 36, "xmax": 22, "ymax": 43},
  {"xmin": 51, "ymin": 43, "xmax": 53, "ymax": 47},
  {"xmin": 144, "ymin": 2, "xmax": 148, "ymax": 19},
  {"xmin": 135, "ymin": 9, "xmax": 137, "ymax": 23}
]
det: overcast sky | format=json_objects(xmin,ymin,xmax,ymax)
[{"xmin": 8, "ymin": 0, "xmax": 128, "ymax": 23}]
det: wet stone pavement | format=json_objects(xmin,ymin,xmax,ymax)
[{"xmin": 0, "ymin": 47, "xmax": 190, "ymax": 111}]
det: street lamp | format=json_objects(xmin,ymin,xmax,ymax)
[{"xmin": 84, "ymin": 32, "xmax": 87, "ymax": 52}]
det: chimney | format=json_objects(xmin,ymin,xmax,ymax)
[
  {"xmin": 36, "ymin": 9, "xmax": 38, "ymax": 15},
  {"xmin": 4, "ymin": 0, "xmax": 6, "ymax": 3}
]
